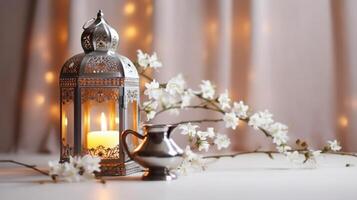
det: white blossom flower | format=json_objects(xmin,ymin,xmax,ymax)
[
  {"xmin": 69, "ymin": 155, "xmax": 83, "ymax": 167},
  {"xmin": 197, "ymin": 140, "xmax": 210, "ymax": 152},
  {"xmin": 181, "ymin": 89, "xmax": 194, "ymax": 108},
  {"xmin": 166, "ymin": 74, "xmax": 186, "ymax": 95},
  {"xmin": 177, "ymin": 159, "xmax": 192, "ymax": 175},
  {"xmin": 233, "ymin": 101, "xmax": 249, "ymax": 119},
  {"xmin": 197, "ymin": 127, "xmax": 215, "ymax": 140},
  {"xmin": 269, "ymin": 122, "xmax": 289, "ymax": 145},
  {"xmin": 143, "ymin": 100, "xmax": 158, "ymax": 110},
  {"xmin": 276, "ymin": 145, "xmax": 292, "ymax": 153},
  {"xmin": 137, "ymin": 50, "xmax": 149, "ymax": 68},
  {"xmin": 179, "ymin": 123, "xmax": 199, "ymax": 137},
  {"xmin": 144, "ymin": 79, "xmax": 161, "ymax": 100},
  {"xmin": 218, "ymin": 90, "xmax": 231, "ymax": 110},
  {"xmin": 177, "ymin": 146, "xmax": 205, "ymax": 174},
  {"xmin": 48, "ymin": 161, "xmax": 63, "ymax": 176},
  {"xmin": 199, "ymin": 80, "xmax": 215, "ymax": 99},
  {"xmin": 183, "ymin": 146, "xmax": 198, "ymax": 161},
  {"xmin": 248, "ymin": 110, "xmax": 274, "ymax": 130},
  {"xmin": 137, "ymin": 50, "xmax": 162, "ymax": 69},
  {"xmin": 223, "ymin": 112, "xmax": 239, "ymax": 130},
  {"xmin": 146, "ymin": 111, "xmax": 156, "ymax": 120},
  {"xmin": 286, "ymin": 151, "xmax": 303, "ymax": 164},
  {"xmin": 328, "ymin": 140, "xmax": 342, "ymax": 151},
  {"xmin": 48, "ymin": 155, "xmax": 101, "ymax": 182},
  {"xmin": 214, "ymin": 134, "xmax": 231, "ymax": 150},
  {"xmin": 143, "ymin": 101, "xmax": 158, "ymax": 121},
  {"xmin": 148, "ymin": 52, "xmax": 162, "ymax": 69},
  {"xmin": 61, "ymin": 162, "xmax": 81, "ymax": 182},
  {"xmin": 159, "ymin": 91, "xmax": 178, "ymax": 108},
  {"xmin": 81, "ymin": 155, "xmax": 101, "ymax": 174}
]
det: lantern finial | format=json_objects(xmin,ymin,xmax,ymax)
[
  {"xmin": 97, "ymin": 10, "xmax": 103, "ymax": 18},
  {"xmin": 81, "ymin": 10, "xmax": 119, "ymax": 53}
]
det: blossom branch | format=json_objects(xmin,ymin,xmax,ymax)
[
  {"xmin": 173, "ymin": 118, "xmax": 223, "ymax": 126},
  {"xmin": 134, "ymin": 50, "xmax": 346, "ymax": 170},
  {"xmin": 203, "ymin": 150, "xmax": 357, "ymax": 160},
  {"xmin": 0, "ymin": 160, "xmax": 49, "ymax": 176},
  {"xmin": 156, "ymin": 105, "xmax": 223, "ymax": 116}
]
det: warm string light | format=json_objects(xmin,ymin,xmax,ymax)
[
  {"xmin": 34, "ymin": 34, "xmax": 51, "ymax": 63},
  {"xmin": 338, "ymin": 115, "xmax": 348, "ymax": 128},
  {"xmin": 50, "ymin": 104, "xmax": 59, "ymax": 117},
  {"xmin": 44, "ymin": 71, "xmax": 54, "ymax": 84},
  {"xmin": 207, "ymin": 20, "xmax": 218, "ymax": 44},
  {"xmin": 124, "ymin": 25, "xmax": 138, "ymax": 39},
  {"xmin": 35, "ymin": 94, "xmax": 45, "ymax": 106},
  {"xmin": 58, "ymin": 29, "xmax": 68, "ymax": 44},
  {"xmin": 241, "ymin": 20, "xmax": 251, "ymax": 38},
  {"xmin": 124, "ymin": 2, "xmax": 136, "ymax": 16},
  {"xmin": 208, "ymin": 20, "xmax": 218, "ymax": 34}
]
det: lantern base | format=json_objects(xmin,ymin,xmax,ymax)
[
  {"xmin": 142, "ymin": 168, "xmax": 177, "ymax": 181},
  {"xmin": 99, "ymin": 160, "xmax": 142, "ymax": 176}
]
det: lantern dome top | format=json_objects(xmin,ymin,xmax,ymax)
[
  {"xmin": 81, "ymin": 10, "xmax": 119, "ymax": 53},
  {"xmin": 60, "ymin": 10, "xmax": 138, "ymax": 80}
]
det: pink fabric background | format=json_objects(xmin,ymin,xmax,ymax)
[{"xmin": 0, "ymin": 0, "xmax": 356, "ymax": 153}]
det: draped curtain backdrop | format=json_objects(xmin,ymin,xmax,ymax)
[{"xmin": 0, "ymin": 0, "xmax": 356, "ymax": 153}]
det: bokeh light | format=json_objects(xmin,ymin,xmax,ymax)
[
  {"xmin": 124, "ymin": 2, "xmax": 136, "ymax": 16},
  {"xmin": 44, "ymin": 71, "xmax": 54, "ymax": 84},
  {"xmin": 124, "ymin": 26, "xmax": 138, "ymax": 39},
  {"xmin": 35, "ymin": 94, "xmax": 45, "ymax": 106},
  {"xmin": 50, "ymin": 104, "xmax": 59, "ymax": 118},
  {"xmin": 338, "ymin": 115, "xmax": 348, "ymax": 128}
]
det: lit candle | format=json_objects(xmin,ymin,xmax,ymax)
[{"xmin": 87, "ymin": 112, "xmax": 119, "ymax": 149}]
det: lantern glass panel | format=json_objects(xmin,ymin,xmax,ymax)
[
  {"xmin": 81, "ymin": 87, "xmax": 120, "ymax": 159},
  {"xmin": 126, "ymin": 100, "xmax": 139, "ymax": 149},
  {"xmin": 60, "ymin": 88, "xmax": 75, "ymax": 160}
]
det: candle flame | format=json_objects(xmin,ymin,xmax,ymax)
[
  {"xmin": 101, "ymin": 112, "xmax": 107, "ymax": 131},
  {"xmin": 64, "ymin": 116, "xmax": 68, "ymax": 127}
]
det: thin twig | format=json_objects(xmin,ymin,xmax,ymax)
[
  {"xmin": 173, "ymin": 118, "xmax": 223, "ymax": 125},
  {"xmin": 156, "ymin": 105, "xmax": 222, "ymax": 116},
  {"xmin": 139, "ymin": 72, "xmax": 153, "ymax": 82},
  {"xmin": 194, "ymin": 94, "xmax": 225, "ymax": 114},
  {"xmin": 0, "ymin": 160, "xmax": 49, "ymax": 176}
]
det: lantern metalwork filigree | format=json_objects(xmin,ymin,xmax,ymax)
[{"xmin": 59, "ymin": 10, "xmax": 140, "ymax": 176}]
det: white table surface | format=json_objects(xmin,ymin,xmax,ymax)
[{"xmin": 1, "ymin": 153, "xmax": 357, "ymax": 200}]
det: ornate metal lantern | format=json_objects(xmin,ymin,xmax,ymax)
[{"xmin": 59, "ymin": 10, "xmax": 140, "ymax": 176}]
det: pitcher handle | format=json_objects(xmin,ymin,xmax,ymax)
[{"xmin": 122, "ymin": 129, "xmax": 145, "ymax": 160}]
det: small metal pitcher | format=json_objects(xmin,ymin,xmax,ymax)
[{"xmin": 122, "ymin": 124, "xmax": 183, "ymax": 181}]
